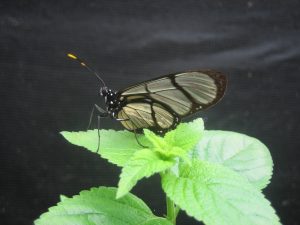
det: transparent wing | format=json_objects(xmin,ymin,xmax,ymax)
[
  {"xmin": 117, "ymin": 102, "xmax": 176, "ymax": 132},
  {"xmin": 119, "ymin": 70, "xmax": 227, "ymax": 117}
]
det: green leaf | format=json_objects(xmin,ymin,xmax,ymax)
[
  {"xmin": 61, "ymin": 129, "xmax": 150, "ymax": 167},
  {"xmin": 60, "ymin": 118, "xmax": 204, "ymax": 167},
  {"xmin": 143, "ymin": 129, "xmax": 167, "ymax": 149},
  {"xmin": 142, "ymin": 118, "xmax": 204, "ymax": 160},
  {"xmin": 193, "ymin": 130, "xmax": 273, "ymax": 189},
  {"xmin": 165, "ymin": 118, "xmax": 204, "ymax": 152},
  {"xmin": 162, "ymin": 160, "xmax": 281, "ymax": 225},
  {"xmin": 35, "ymin": 187, "xmax": 173, "ymax": 225},
  {"xmin": 117, "ymin": 149, "xmax": 175, "ymax": 198},
  {"xmin": 140, "ymin": 218, "xmax": 174, "ymax": 225},
  {"xmin": 59, "ymin": 194, "xmax": 69, "ymax": 202},
  {"xmin": 116, "ymin": 119, "xmax": 204, "ymax": 198}
]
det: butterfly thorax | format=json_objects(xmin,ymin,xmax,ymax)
[{"xmin": 100, "ymin": 88, "xmax": 123, "ymax": 118}]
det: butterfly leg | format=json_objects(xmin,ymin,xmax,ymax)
[
  {"xmin": 132, "ymin": 129, "xmax": 148, "ymax": 148},
  {"xmin": 87, "ymin": 105, "xmax": 95, "ymax": 130},
  {"xmin": 93, "ymin": 114, "xmax": 109, "ymax": 153},
  {"xmin": 87, "ymin": 104, "xmax": 108, "ymax": 153},
  {"xmin": 96, "ymin": 112, "xmax": 110, "ymax": 153},
  {"xmin": 96, "ymin": 115, "xmax": 101, "ymax": 153},
  {"xmin": 87, "ymin": 104, "xmax": 108, "ymax": 130}
]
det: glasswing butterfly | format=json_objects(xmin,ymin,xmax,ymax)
[{"xmin": 67, "ymin": 53, "xmax": 227, "ymax": 151}]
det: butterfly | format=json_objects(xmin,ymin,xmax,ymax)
[{"xmin": 67, "ymin": 54, "xmax": 227, "ymax": 149}]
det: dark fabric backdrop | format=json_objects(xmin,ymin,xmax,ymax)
[{"xmin": 1, "ymin": 0, "xmax": 299, "ymax": 224}]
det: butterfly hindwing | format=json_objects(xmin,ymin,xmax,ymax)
[{"xmin": 117, "ymin": 101, "xmax": 178, "ymax": 133}]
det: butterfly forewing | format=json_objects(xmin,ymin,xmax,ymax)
[
  {"xmin": 116, "ymin": 70, "xmax": 226, "ymax": 133},
  {"xmin": 175, "ymin": 72, "xmax": 219, "ymax": 105}
]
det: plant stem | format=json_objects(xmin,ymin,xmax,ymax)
[
  {"xmin": 166, "ymin": 195, "xmax": 176, "ymax": 224},
  {"xmin": 161, "ymin": 170, "xmax": 178, "ymax": 224}
]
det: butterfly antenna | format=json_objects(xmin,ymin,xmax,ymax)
[{"xmin": 67, "ymin": 53, "xmax": 107, "ymax": 87}]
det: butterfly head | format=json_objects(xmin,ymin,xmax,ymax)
[
  {"xmin": 100, "ymin": 86, "xmax": 115, "ymax": 96},
  {"xmin": 99, "ymin": 87, "xmax": 109, "ymax": 97},
  {"xmin": 100, "ymin": 87, "xmax": 117, "ymax": 105}
]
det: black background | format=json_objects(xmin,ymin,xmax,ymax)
[{"xmin": 1, "ymin": 0, "xmax": 299, "ymax": 224}]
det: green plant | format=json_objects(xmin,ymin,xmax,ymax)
[{"xmin": 35, "ymin": 118, "xmax": 281, "ymax": 225}]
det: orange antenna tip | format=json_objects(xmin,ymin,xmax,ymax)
[
  {"xmin": 67, "ymin": 53, "xmax": 77, "ymax": 60},
  {"xmin": 66, "ymin": 53, "xmax": 106, "ymax": 87}
]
